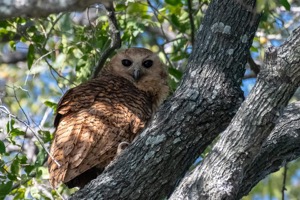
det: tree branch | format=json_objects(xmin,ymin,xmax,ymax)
[
  {"xmin": 238, "ymin": 102, "xmax": 300, "ymax": 198},
  {"xmin": 0, "ymin": 52, "xmax": 27, "ymax": 64},
  {"xmin": 71, "ymin": 0, "xmax": 260, "ymax": 199},
  {"xmin": 92, "ymin": 2, "xmax": 121, "ymax": 78},
  {"xmin": 247, "ymin": 52, "xmax": 261, "ymax": 74},
  {"xmin": 0, "ymin": 0, "xmax": 103, "ymax": 19},
  {"xmin": 187, "ymin": 0, "xmax": 195, "ymax": 47},
  {"xmin": 171, "ymin": 26, "xmax": 300, "ymax": 200}
]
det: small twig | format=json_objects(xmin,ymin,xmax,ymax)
[
  {"xmin": 247, "ymin": 52, "xmax": 260, "ymax": 74},
  {"xmin": 187, "ymin": 0, "xmax": 195, "ymax": 47},
  {"xmin": 43, "ymin": 13, "xmax": 64, "ymax": 49},
  {"xmin": 159, "ymin": 45, "xmax": 175, "ymax": 70},
  {"xmin": 147, "ymin": 0, "xmax": 169, "ymax": 42},
  {"xmin": 160, "ymin": 37, "xmax": 186, "ymax": 46},
  {"xmin": 282, "ymin": 163, "xmax": 288, "ymax": 200},
  {"xmin": 92, "ymin": 2, "xmax": 121, "ymax": 78},
  {"xmin": 147, "ymin": 0, "xmax": 175, "ymax": 69},
  {"xmin": 0, "ymin": 106, "xmax": 61, "ymax": 168},
  {"xmin": 11, "ymin": 172, "xmax": 36, "ymax": 190},
  {"xmin": 44, "ymin": 59, "xmax": 76, "ymax": 92},
  {"xmin": 12, "ymin": 86, "xmax": 30, "ymax": 125}
]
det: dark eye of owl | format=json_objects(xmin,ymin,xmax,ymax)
[
  {"xmin": 122, "ymin": 59, "xmax": 132, "ymax": 67},
  {"xmin": 143, "ymin": 60, "xmax": 153, "ymax": 68}
]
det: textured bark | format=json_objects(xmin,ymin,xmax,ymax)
[
  {"xmin": 238, "ymin": 102, "xmax": 300, "ymax": 198},
  {"xmin": 171, "ymin": 27, "xmax": 300, "ymax": 200},
  {"xmin": 0, "ymin": 0, "xmax": 102, "ymax": 19},
  {"xmin": 71, "ymin": 0, "xmax": 260, "ymax": 199}
]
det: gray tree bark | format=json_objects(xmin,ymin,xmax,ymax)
[{"xmin": 170, "ymin": 28, "xmax": 300, "ymax": 199}]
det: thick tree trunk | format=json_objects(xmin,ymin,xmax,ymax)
[
  {"xmin": 71, "ymin": 0, "xmax": 260, "ymax": 199},
  {"xmin": 171, "ymin": 27, "xmax": 300, "ymax": 199}
]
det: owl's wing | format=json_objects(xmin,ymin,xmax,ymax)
[
  {"xmin": 48, "ymin": 76, "xmax": 152, "ymax": 188},
  {"xmin": 48, "ymin": 81, "xmax": 101, "ymax": 187}
]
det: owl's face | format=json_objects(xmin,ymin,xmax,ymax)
[{"xmin": 106, "ymin": 48, "xmax": 167, "ymax": 85}]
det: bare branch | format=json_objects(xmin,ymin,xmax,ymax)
[
  {"xmin": 187, "ymin": 0, "xmax": 195, "ymax": 47},
  {"xmin": 281, "ymin": 164, "xmax": 288, "ymax": 200},
  {"xmin": 0, "ymin": 52, "xmax": 27, "ymax": 64},
  {"xmin": 0, "ymin": 0, "xmax": 103, "ymax": 19},
  {"xmin": 247, "ymin": 52, "xmax": 261, "ymax": 74},
  {"xmin": 92, "ymin": 2, "xmax": 121, "ymax": 78}
]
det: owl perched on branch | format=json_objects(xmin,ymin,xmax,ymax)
[{"xmin": 48, "ymin": 48, "xmax": 169, "ymax": 188}]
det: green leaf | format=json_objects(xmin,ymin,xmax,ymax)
[
  {"xmin": 279, "ymin": 0, "xmax": 290, "ymax": 10},
  {"xmin": 10, "ymin": 128, "xmax": 26, "ymax": 137},
  {"xmin": 27, "ymin": 44, "xmax": 35, "ymax": 70},
  {"xmin": 0, "ymin": 141, "xmax": 5, "ymax": 154},
  {"xmin": 10, "ymin": 159, "xmax": 20, "ymax": 175},
  {"xmin": 165, "ymin": 0, "xmax": 182, "ymax": 6},
  {"xmin": 30, "ymin": 187, "xmax": 41, "ymax": 199},
  {"xmin": 169, "ymin": 67, "xmax": 183, "ymax": 80},
  {"xmin": 170, "ymin": 14, "xmax": 181, "ymax": 29},
  {"xmin": 9, "ymin": 41, "xmax": 16, "ymax": 50},
  {"xmin": 24, "ymin": 165, "xmax": 35, "ymax": 175},
  {"xmin": 7, "ymin": 172, "xmax": 17, "ymax": 181},
  {"xmin": 35, "ymin": 148, "xmax": 46, "ymax": 166},
  {"xmin": 250, "ymin": 46, "xmax": 258, "ymax": 53},
  {"xmin": 44, "ymin": 101, "xmax": 57, "ymax": 113},
  {"xmin": 6, "ymin": 119, "xmax": 15, "ymax": 133},
  {"xmin": 38, "ymin": 130, "xmax": 52, "ymax": 143},
  {"xmin": 0, "ymin": 181, "xmax": 12, "ymax": 199}
]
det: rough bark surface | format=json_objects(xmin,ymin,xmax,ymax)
[
  {"xmin": 0, "ymin": 0, "xmax": 102, "ymax": 19},
  {"xmin": 238, "ymin": 102, "xmax": 300, "ymax": 198},
  {"xmin": 171, "ymin": 27, "xmax": 300, "ymax": 200},
  {"xmin": 71, "ymin": 0, "xmax": 260, "ymax": 199}
]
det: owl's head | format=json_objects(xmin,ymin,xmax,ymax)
[
  {"xmin": 104, "ymin": 48, "xmax": 166, "ymax": 83},
  {"xmin": 102, "ymin": 47, "xmax": 169, "ymax": 109}
]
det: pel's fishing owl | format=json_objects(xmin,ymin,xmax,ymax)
[{"xmin": 48, "ymin": 48, "xmax": 169, "ymax": 188}]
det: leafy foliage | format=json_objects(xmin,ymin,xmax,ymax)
[{"xmin": 0, "ymin": 0, "xmax": 299, "ymax": 199}]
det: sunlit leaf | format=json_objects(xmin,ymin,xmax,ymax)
[
  {"xmin": 10, "ymin": 128, "xmax": 26, "ymax": 137},
  {"xmin": 6, "ymin": 119, "xmax": 15, "ymax": 133},
  {"xmin": 38, "ymin": 130, "xmax": 52, "ymax": 143},
  {"xmin": 279, "ymin": 0, "xmax": 290, "ymax": 11},
  {"xmin": 250, "ymin": 46, "xmax": 258, "ymax": 53},
  {"xmin": 44, "ymin": 101, "xmax": 57, "ymax": 113}
]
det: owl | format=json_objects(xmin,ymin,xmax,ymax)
[{"xmin": 48, "ymin": 48, "xmax": 169, "ymax": 188}]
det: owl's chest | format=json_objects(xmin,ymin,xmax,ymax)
[{"xmin": 90, "ymin": 87, "xmax": 153, "ymax": 133}]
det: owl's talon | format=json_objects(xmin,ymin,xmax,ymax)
[{"xmin": 116, "ymin": 142, "xmax": 130, "ymax": 156}]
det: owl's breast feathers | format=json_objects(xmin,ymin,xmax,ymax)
[{"xmin": 48, "ymin": 75, "xmax": 153, "ymax": 188}]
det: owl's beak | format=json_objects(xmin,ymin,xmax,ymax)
[{"xmin": 133, "ymin": 68, "xmax": 141, "ymax": 80}]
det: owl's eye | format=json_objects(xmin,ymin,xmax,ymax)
[
  {"xmin": 143, "ymin": 60, "xmax": 153, "ymax": 68},
  {"xmin": 122, "ymin": 59, "xmax": 132, "ymax": 67}
]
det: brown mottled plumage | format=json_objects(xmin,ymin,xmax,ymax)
[{"xmin": 48, "ymin": 48, "xmax": 169, "ymax": 188}]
